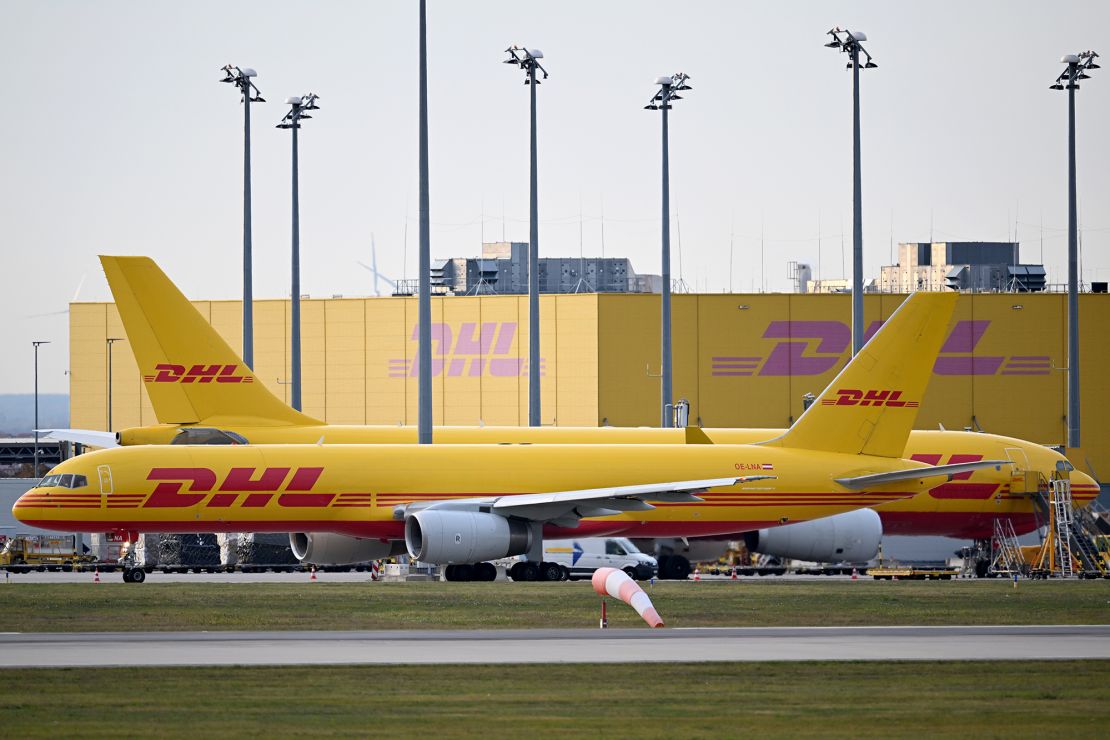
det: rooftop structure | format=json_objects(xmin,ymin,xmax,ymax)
[
  {"xmin": 430, "ymin": 242, "xmax": 662, "ymax": 295},
  {"xmin": 879, "ymin": 242, "xmax": 1045, "ymax": 293}
]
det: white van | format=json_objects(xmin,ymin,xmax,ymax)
[{"xmin": 544, "ymin": 537, "xmax": 657, "ymax": 581}]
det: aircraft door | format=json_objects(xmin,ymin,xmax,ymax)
[
  {"xmin": 1003, "ymin": 447, "xmax": 1035, "ymax": 496},
  {"xmin": 97, "ymin": 465, "xmax": 114, "ymax": 495}
]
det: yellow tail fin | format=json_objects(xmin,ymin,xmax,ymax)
[
  {"xmin": 769, "ymin": 292, "xmax": 957, "ymax": 457},
  {"xmin": 100, "ymin": 256, "xmax": 320, "ymax": 427}
]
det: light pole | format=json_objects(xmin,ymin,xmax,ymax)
[
  {"xmin": 277, "ymin": 93, "xmax": 321, "ymax": 413},
  {"xmin": 105, "ymin": 338, "xmax": 124, "ymax": 433},
  {"xmin": 1050, "ymin": 50, "xmax": 1099, "ymax": 449},
  {"xmin": 417, "ymin": 0, "xmax": 432, "ymax": 444},
  {"xmin": 825, "ymin": 28, "xmax": 877, "ymax": 356},
  {"xmin": 32, "ymin": 341, "xmax": 49, "ymax": 477},
  {"xmin": 504, "ymin": 45, "xmax": 549, "ymax": 427},
  {"xmin": 219, "ymin": 65, "xmax": 265, "ymax": 370},
  {"xmin": 645, "ymin": 72, "xmax": 691, "ymax": 427}
]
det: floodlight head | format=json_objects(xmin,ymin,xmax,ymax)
[
  {"xmin": 527, "ymin": 48, "xmax": 543, "ymax": 59},
  {"xmin": 654, "ymin": 75, "xmax": 672, "ymax": 85},
  {"xmin": 285, "ymin": 96, "xmax": 302, "ymax": 105},
  {"xmin": 242, "ymin": 67, "xmax": 257, "ymax": 77},
  {"xmin": 848, "ymin": 31, "xmax": 867, "ymax": 42},
  {"xmin": 1062, "ymin": 54, "xmax": 1080, "ymax": 64},
  {"xmin": 1049, "ymin": 83, "xmax": 1065, "ymax": 90},
  {"xmin": 865, "ymin": 61, "xmax": 878, "ymax": 69},
  {"xmin": 254, "ymin": 96, "xmax": 266, "ymax": 103}
]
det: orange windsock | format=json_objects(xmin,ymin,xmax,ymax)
[{"xmin": 591, "ymin": 567, "xmax": 664, "ymax": 628}]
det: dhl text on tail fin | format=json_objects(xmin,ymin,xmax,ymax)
[
  {"xmin": 100, "ymin": 255, "xmax": 318, "ymax": 427},
  {"xmin": 766, "ymin": 292, "xmax": 958, "ymax": 458}
]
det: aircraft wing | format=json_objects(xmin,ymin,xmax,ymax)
[
  {"xmin": 834, "ymin": 460, "xmax": 1010, "ymax": 490},
  {"xmin": 396, "ymin": 476, "xmax": 772, "ymax": 527},
  {"xmin": 35, "ymin": 429, "xmax": 119, "ymax": 449}
]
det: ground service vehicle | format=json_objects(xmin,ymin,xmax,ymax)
[
  {"xmin": 0, "ymin": 534, "xmax": 95, "ymax": 570},
  {"xmin": 539, "ymin": 537, "xmax": 656, "ymax": 581}
]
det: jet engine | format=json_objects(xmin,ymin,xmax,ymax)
[
  {"xmin": 743, "ymin": 508, "xmax": 882, "ymax": 563},
  {"xmin": 288, "ymin": 532, "xmax": 403, "ymax": 566},
  {"xmin": 404, "ymin": 510, "xmax": 533, "ymax": 564}
]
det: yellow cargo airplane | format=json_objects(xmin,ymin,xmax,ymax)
[{"xmin": 20, "ymin": 287, "xmax": 1040, "ymax": 582}]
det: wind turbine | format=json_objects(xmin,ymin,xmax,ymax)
[
  {"xmin": 26, "ymin": 274, "xmax": 86, "ymax": 318},
  {"xmin": 357, "ymin": 233, "xmax": 397, "ymax": 296}
]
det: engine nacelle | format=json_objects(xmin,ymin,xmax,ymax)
[
  {"xmin": 405, "ymin": 510, "xmax": 533, "ymax": 564},
  {"xmin": 288, "ymin": 532, "xmax": 403, "ymax": 566},
  {"xmin": 744, "ymin": 508, "xmax": 882, "ymax": 563}
]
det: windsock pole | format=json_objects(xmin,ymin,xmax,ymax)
[{"xmin": 592, "ymin": 567, "xmax": 664, "ymax": 628}]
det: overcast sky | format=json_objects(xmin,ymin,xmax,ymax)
[{"xmin": 3, "ymin": 0, "xmax": 1107, "ymax": 393}]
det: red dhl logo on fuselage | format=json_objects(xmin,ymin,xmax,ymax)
[
  {"xmin": 821, "ymin": 389, "xmax": 918, "ymax": 408},
  {"xmin": 143, "ymin": 364, "xmax": 254, "ymax": 384},
  {"xmin": 143, "ymin": 467, "xmax": 330, "ymax": 508}
]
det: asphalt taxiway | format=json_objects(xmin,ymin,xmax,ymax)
[{"xmin": 3, "ymin": 625, "xmax": 1107, "ymax": 667}]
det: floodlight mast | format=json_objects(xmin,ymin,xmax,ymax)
[
  {"xmin": 504, "ymin": 44, "xmax": 549, "ymax": 427},
  {"xmin": 1051, "ymin": 50, "xmax": 1099, "ymax": 448},
  {"xmin": 825, "ymin": 28, "xmax": 877, "ymax": 356},
  {"xmin": 417, "ymin": 0, "xmax": 432, "ymax": 444},
  {"xmin": 220, "ymin": 65, "xmax": 265, "ymax": 370},
  {"xmin": 644, "ymin": 73, "xmax": 692, "ymax": 427},
  {"xmin": 277, "ymin": 93, "xmax": 321, "ymax": 413},
  {"xmin": 32, "ymin": 340, "xmax": 50, "ymax": 477}
]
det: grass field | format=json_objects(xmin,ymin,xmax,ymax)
[
  {"xmin": 2, "ymin": 661, "xmax": 1108, "ymax": 737},
  {"xmin": 2, "ymin": 579, "xmax": 1108, "ymax": 632}
]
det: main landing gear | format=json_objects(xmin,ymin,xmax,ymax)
[
  {"xmin": 508, "ymin": 561, "xmax": 568, "ymax": 582},
  {"xmin": 441, "ymin": 561, "xmax": 570, "ymax": 581},
  {"xmin": 122, "ymin": 567, "xmax": 146, "ymax": 584},
  {"xmin": 443, "ymin": 563, "xmax": 498, "ymax": 582}
]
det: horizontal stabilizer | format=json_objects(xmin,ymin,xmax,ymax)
[
  {"xmin": 35, "ymin": 429, "xmax": 119, "ymax": 449},
  {"xmin": 835, "ymin": 460, "xmax": 1010, "ymax": 490}
]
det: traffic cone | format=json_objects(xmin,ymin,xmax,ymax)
[
  {"xmin": 693, "ymin": 568, "xmax": 701, "ymax": 582},
  {"xmin": 310, "ymin": 566, "xmax": 317, "ymax": 582},
  {"xmin": 93, "ymin": 567, "xmax": 100, "ymax": 584},
  {"xmin": 851, "ymin": 568, "xmax": 858, "ymax": 581},
  {"xmin": 730, "ymin": 567, "xmax": 737, "ymax": 580}
]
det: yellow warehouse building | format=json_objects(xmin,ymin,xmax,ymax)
[{"xmin": 69, "ymin": 292, "xmax": 1110, "ymax": 475}]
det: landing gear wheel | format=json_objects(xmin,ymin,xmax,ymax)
[
  {"xmin": 656, "ymin": 555, "xmax": 672, "ymax": 579},
  {"xmin": 454, "ymin": 563, "xmax": 474, "ymax": 582},
  {"xmin": 664, "ymin": 556, "xmax": 691, "ymax": 580},
  {"xmin": 541, "ymin": 561, "xmax": 563, "ymax": 582},
  {"xmin": 132, "ymin": 569, "xmax": 146, "ymax": 583},
  {"xmin": 474, "ymin": 562, "xmax": 497, "ymax": 581},
  {"xmin": 444, "ymin": 564, "xmax": 458, "ymax": 581},
  {"xmin": 510, "ymin": 561, "xmax": 539, "ymax": 582}
]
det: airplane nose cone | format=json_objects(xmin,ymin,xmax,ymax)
[{"xmin": 1070, "ymin": 469, "xmax": 1102, "ymax": 507}]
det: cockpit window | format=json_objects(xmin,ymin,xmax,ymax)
[
  {"xmin": 1056, "ymin": 460, "xmax": 1074, "ymax": 472},
  {"xmin": 34, "ymin": 474, "xmax": 88, "ymax": 489}
]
